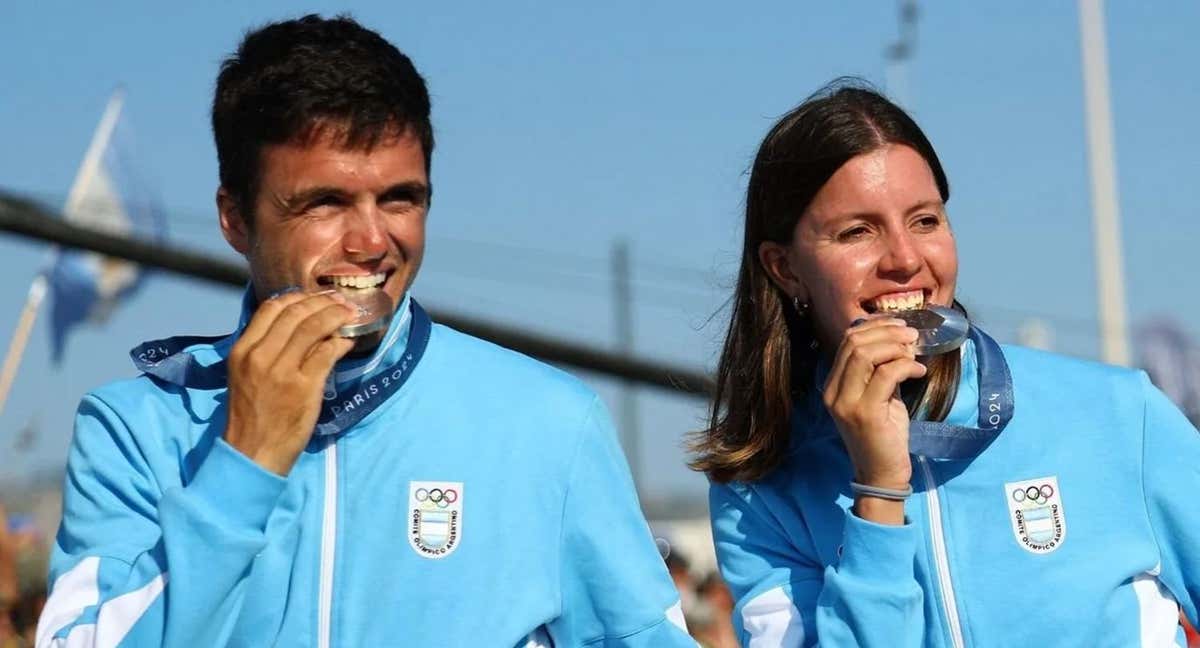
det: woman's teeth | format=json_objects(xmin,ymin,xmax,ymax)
[
  {"xmin": 872, "ymin": 291, "xmax": 924, "ymax": 313},
  {"xmin": 328, "ymin": 273, "xmax": 386, "ymax": 289}
]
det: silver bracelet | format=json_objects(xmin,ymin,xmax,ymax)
[{"xmin": 850, "ymin": 481, "xmax": 913, "ymax": 501}]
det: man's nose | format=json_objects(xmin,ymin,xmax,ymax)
[{"xmin": 342, "ymin": 204, "xmax": 387, "ymax": 259}]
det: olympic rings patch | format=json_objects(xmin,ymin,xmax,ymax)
[
  {"xmin": 414, "ymin": 486, "xmax": 460, "ymax": 509},
  {"xmin": 1004, "ymin": 476, "xmax": 1066, "ymax": 554},
  {"xmin": 1011, "ymin": 483, "xmax": 1055, "ymax": 506},
  {"xmin": 409, "ymin": 480, "xmax": 464, "ymax": 559}
]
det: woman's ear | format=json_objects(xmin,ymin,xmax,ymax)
[
  {"xmin": 758, "ymin": 241, "xmax": 807, "ymax": 302},
  {"xmin": 217, "ymin": 188, "xmax": 251, "ymax": 256}
]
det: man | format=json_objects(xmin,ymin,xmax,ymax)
[{"xmin": 37, "ymin": 15, "xmax": 691, "ymax": 647}]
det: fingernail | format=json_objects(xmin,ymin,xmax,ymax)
[{"xmin": 268, "ymin": 285, "xmax": 302, "ymax": 300}]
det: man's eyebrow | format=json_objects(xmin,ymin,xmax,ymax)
[
  {"xmin": 379, "ymin": 181, "xmax": 431, "ymax": 202},
  {"xmin": 278, "ymin": 186, "xmax": 348, "ymax": 210},
  {"xmin": 278, "ymin": 181, "xmax": 431, "ymax": 209}
]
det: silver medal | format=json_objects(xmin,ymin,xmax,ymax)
[
  {"xmin": 336, "ymin": 289, "xmax": 394, "ymax": 338},
  {"xmin": 892, "ymin": 305, "xmax": 969, "ymax": 356}
]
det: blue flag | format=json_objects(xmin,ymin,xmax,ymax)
[{"xmin": 47, "ymin": 91, "xmax": 166, "ymax": 365}]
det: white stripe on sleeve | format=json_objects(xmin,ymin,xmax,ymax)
[
  {"xmin": 1132, "ymin": 565, "xmax": 1180, "ymax": 647},
  {"xmin": 36, "ymin": 557, "xmax": 101, "ymax": 648},
  {"xmin": 523, "ymin": 626, "xmax": 553, "ymax": 648},
  {"xmin": 666, "ymin": 600, "xmax": 687, "ymax": 632},
  {"xmin": 52, "ymin": 624, "xmax": 95, "ymax": 648},
  {"xmin": 36, "ymin": 561, "xmax": 167, "ymax": 648},
  {"xmin": 742, "ymin": 585, "xmax": 805, "ymax": 648},
  {"xmin": 94, "ymin": 573, "xmax": 167, "ymax": 648}
]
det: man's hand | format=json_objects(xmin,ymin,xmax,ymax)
[{"xmin": 224, "ymin": 291, "xmax": 357, "ymax": 475}]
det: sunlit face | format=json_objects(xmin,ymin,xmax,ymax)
[
  {"xmin": 763, "ymin": 144, "xmax": 958, "ymax": 350},
  {"xmin": 219, "ymin": 127, "xmax": 429, "ymax": 340}
]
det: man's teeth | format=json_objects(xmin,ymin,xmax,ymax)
[
  {"xmin": 873, "ymin": 291, "xmax": 924, "ymax": 313},
  {"xmin": 328, "ymin": 273, "xmax": 386, "ymax": 289}
]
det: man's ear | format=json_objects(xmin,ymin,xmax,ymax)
[
  {"xmin": 757, "ymin": 241, "xmax": 807, "ymax": 302},
  {"xmin": 217, "ymin": 188, "xmax": 251, "ymax": 255}
]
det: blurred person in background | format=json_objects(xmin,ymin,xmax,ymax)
[
  {"xmin": 0, "ymin": 505, "xmax": 42, "ymax": 648},
  {"xmin": 659, "ymin": 545, "xmax": 737, "ymax": 647},
  {"xmin": 692, "ymin": 573, "xmax": 737, "ymax": 648},
  {"xmin": 36, "ymin": 14, "xmax": 690, "ymax": 647},
  {"xmin": 0, "ymin": 504, "xmax": 20, "ymax": 648},
  {"xmin": 665, "ymin": 548, "xmax": 698, "ymax": 617},
  {"xmin": 4, "ymin": 512, "xmax": 45, "ymax": 648},
  {"xmin": 691, "ymin": 80, "xmax": 1200, "ymax": 646}
]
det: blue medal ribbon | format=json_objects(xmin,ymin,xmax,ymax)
[
  {"xmin": 130, "ymin": 300, "xmax": 432, "ymax": 438},
  {"xmin": 907, "ymin": 324, "xmax": 1014, "ymax": 460}
]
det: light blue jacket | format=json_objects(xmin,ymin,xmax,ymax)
[
  {"xmin": 711, "ymin": 334, "xmax": 1200, "ymax": 647},
  {"xmin": 38, "ymin": 293, "xmax": 692, "ymax": 647}
]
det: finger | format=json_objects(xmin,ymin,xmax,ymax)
[
  {"xmin": 826, "ymin": 318, "xmax": 909, "ymax": 383},
  {"xmin": 277, "ymin": 301, "xmax": 358, "ymax": 368},
  {"xmin": 252, "ymin": 293, "xmax": 350, "ymax": 362},
  {"xmin": 852, "ymin": 311, "xmax": 914, "ymax": 328},
  {"xmin": 834, "ymin": 335, "xmax": 918, "ymax": 407},
  {"xmin": 824, "ymin": 320, "xmax": 913, "ymax": 403},
  {"xmin": 236, "ymin": 290, "xmax": 312, "ymax": 349},
  {"xmin": 300, "ymin": 335, "xmax": 357, "ymax": 377},
  {"xmin": 860, "ymin": 358, "xmax": 928, "ymax": 407}
]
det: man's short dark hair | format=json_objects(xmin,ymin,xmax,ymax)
[{"xmin": 212, "ymin": 14, "xmax": 434, "ymax": 220}]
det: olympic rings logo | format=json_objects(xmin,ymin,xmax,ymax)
[
  {"xmin": 414, "ymin": 487, "xmax": 459, "ymax": 509},
  {"xmin": 1011, "ymin": 483, "xmax": 1053, "ymax": 505}
]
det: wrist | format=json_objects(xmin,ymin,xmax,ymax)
[
  {"xmin": 224, "ymin": 422, "xmax": 299, "ymax": 477},
  {"xmin": 853, "ymin": 471, "xmax": 912, "ymax": 491},
  {"xmin": 853, "ymin": 496, "xmax": 906, "ymax": 526}
]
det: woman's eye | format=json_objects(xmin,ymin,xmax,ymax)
[
  {"xmin": 914, "ymin": 215, "xmax": 941, "ymax": 230},
  {"xmin": 837, "ymin": 226, "xmax": 870, "ymax": 241}
]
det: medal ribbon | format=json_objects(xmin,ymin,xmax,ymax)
[
  {"xmin": 907, "ymin": 324, "xmax": 1014, "ymax": 459},
  {"xmin": 131, "ymin": 300, "xmax": 432, "ymax": 438}
]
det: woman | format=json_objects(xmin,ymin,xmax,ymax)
[{"xmin": 692, "ymin": 82, "xmax": 1200, "ymax": 647}]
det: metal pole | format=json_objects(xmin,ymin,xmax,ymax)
[
  {"xmin": 1078, "ymin": 0, "xmax": 1131, "ymax": 365},
  {"xmin": 884, "ymin": 0, "xmax": 919, "ymax": 108},
  {"xmin": 0, "ymin": 190, "xmax": 715, "ymax": 397},
  {"xmin": 612, "ymin": 239, "xmax": 641, "ymax": 490}
]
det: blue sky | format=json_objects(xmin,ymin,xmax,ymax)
[{"xmin": 1, "ymin": 2, "xmax": 1198, "ymax": 505}]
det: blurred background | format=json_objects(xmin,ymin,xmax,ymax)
[{"xmin": 2, "ymin": 1, "xmax": 1199, "ymax": 646}]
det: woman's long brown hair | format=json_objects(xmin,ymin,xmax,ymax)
[{"xmin": 690, "ymin": 80, "xmax": 963, "ymax": 484}]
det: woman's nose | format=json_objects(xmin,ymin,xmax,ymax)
[{"xmin": 879, "ymin": 230, "xmax": 922, "ymax": 276}]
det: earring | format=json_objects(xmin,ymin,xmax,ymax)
[{"xmin": 792, "ymin": 296, "xmax": 809, "ymax": 316}]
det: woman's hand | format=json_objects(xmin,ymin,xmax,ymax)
[{"xmin": 822, "ymin": 317, "xmax": 926, "ymax": 524}]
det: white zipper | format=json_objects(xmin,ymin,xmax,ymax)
[
  {"xmin": 318, "ymin": 442, "xmax": 338, "ymax": 648},
  {"xmin": 918, "ymin": 455, "xmax": 965, "ymax": 648}
]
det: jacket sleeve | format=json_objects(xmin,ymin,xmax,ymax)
[
  {"xmin": 710, "ymin": 479, "xmax": 924, "ymax": 646},
  {"xmin": 1139, "ymin": 371, "xmax": 1200, "ymax": 626},
  {"xmin": 36, "ymin": 392, "xmax": 287, "ymax": 647},
  {"xmin": 547, "ymin": 396, "xmax": 695, "ymax": 647}
]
